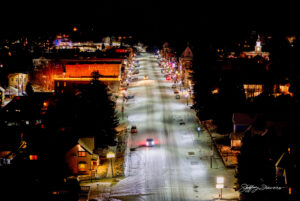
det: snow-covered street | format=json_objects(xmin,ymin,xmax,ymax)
[{"xmin": 94, "ymin": 53, "xmax": 239, "ymax": 201}]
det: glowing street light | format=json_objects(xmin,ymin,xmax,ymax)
[
  {"xmin": 197, "ymin": 126, "xmax": 201, "ymax": 137},
  {"xmin": 216, "ymin": 176, "xmax": 224, "ymax": 199},
  {"xmin": 106, "ymin": 152, "xmax": 115, "ymax": 178}
]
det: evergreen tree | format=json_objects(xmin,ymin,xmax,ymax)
[
  {"xmin": 25, "ymin": 82, "xmax": 34, "ymax": 96},
  {"xmin": 75, "ymin": 71, "xmax": 119, "ymax": 147}
]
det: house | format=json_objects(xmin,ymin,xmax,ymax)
[
  {"xmin": 275, "ymin": 149, "xmax": 296, "ymax": 199},
  {"xmin": 0, "ymin": 127, "xmax": 27, "ymax": 166},
  {"xmin": 179, "ymin": 45, "xmax": 193, "ymax": 88},
  {"xmin": 0, "ymin": 93, "xmax": 53, "ymax": 128},
  {"xmin": 0, "ymin": 87, "xmax": 4, "ymax": 106},
  {"xmin": 232, "ymin": 113, "xmax": 257, "ymax": 133},
  {"xmin": 230, "ymin": 113, "xmax": 258, "ymax": 149},
  {"xmin": 8, "ymin": 73, "xmax": 29, "ymax": 96},
  {"xmin": 65, "ymin": 137, "xmax": 99, "ymax": 177}
]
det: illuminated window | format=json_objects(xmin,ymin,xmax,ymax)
[
  {"xmin": 78, "ymin": 162, "xmax": 87, "ymax": 171},
  {"xmin": 243, "ymin": 84, "xmax": 263, "ymax": 99},
  {"xmin": 29, "ymin": 155, "xmax": 38, "ymax": 160},
  {"xmin": 64, "ymin": 82, "xmax": 66, "ymax": 87},
  {"xmin": 231, "ymin": 140, "xmax": 242, "ymax": 147},
  {"xmin": 57, "ymin": 82, "xmax": 59, "ymax": 87},
  {"xmin": 43, "ymin": 101, "xmax": 48, "ymax": 107},
  {"xmin": 78, "ymin": 151, "xmax": 86, "ymax": 157}
]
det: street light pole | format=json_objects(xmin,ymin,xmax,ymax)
[
  {"xmin": 110, "ymin": 158, "xmax": 113, "ymax": 177},
  {"xmin": 216, "ymin": 177, "xmax": 224, "ymax": 199},
  {"xmin": 106, "ymin": 152, "xmax": 115, "ymax": 178}
]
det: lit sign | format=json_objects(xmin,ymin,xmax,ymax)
[{"xmin": 115, "ymin": 49, "xmax": 127, "ymax": 53}]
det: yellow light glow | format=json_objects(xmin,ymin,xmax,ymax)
[
  {"xmin": 106, "ymin": 152, "xmax": 115, "ymax": 159},
  {"xmin": 212, "ymin": 88, "xmax": 219, "ymax": 94},
  {"xmin": 231, "ymin": 139, "xmax": 241, "ymax": 147}
]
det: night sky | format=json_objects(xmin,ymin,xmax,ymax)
[{"xmin": 1, "ymin": 1, "xmax": 299, "ymax": 44}]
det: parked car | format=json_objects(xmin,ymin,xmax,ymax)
[
  {"xmin": 166, "ymin": 76, "xmax": 171, "ymax": 80},
  {"xmin": 172, "ymin": 84, "xmax": 177, "ymax": 88},
  {"xmin": 131, "ymin": 125, "xmax": 137, "ymax": 133},
  {"xmin": 143, "ymin": 75, "xmax": 149, "ymax": 80},
  {"xmin": 145, "ymin": 138, "xmax": 155, "ymax": 147},
  {"xmin": 128, "ymin": 94, "xmax": 134, "ymax": 99},
  {"xmin": 174, "ymin": 89, "xmax": 179, "ymax": 94},
  {"xmin": 131, "ymin": 77, "xmax": 138, "ymax": 82},
  {"xmin": 175, "ymin": 94, "xmax": 180, "ymax": 99}
]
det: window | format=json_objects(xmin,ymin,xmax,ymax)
[
  {"xmin": 78, "ymin": 162, "xmax": 86, "ymax": 171},
  {"xmin": 29, "ymin": 155, "xmax": 38, "ymax": 160},
  {"xmin": 78, "ymin": 151, "xmax": 86, "ymax": 157}
]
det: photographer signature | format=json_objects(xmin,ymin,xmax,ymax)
[{"xmin": 239, "ymin": 184, "xmax": 285, "ymax": 193}]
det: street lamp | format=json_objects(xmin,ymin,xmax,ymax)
[
  {"xmin": 106, "ymin": 152, "xmax": 115, "ymax": 178},
  {"xmin": 197, "ymin": 126, "xmax": 201, "ymax": 137},
  {"xmin": 216, "ymin": 176, "xmax": 224, "ymax": 199},
  {"xmin": 185, "ymin": 93, "xmax": 189, "ymax": 106}
]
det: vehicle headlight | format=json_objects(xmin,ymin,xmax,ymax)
[
  {"xmin": 146, "ymin": 142, "xmax": 149, "ymax": 146},
  {"xmin": 151, "ymin": 141, "xmax": 155, "ymax": 145}
]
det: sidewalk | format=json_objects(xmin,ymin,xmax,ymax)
[
  {"xmin": 202, "ymin": 121, "xmax": 239, "ymax": 168},
  {"xmin": 80, "ymin": 177, "xmax": 124, "ymax": 201}
]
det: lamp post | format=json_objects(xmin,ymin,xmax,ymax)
[
  {"xmin": 185, "ymin": 93, "xmax": 189, "ymax": 106},
  {"xmin": 121, "ymin": 105, "xmax": 124, "ymax": 119},
  {"xmin": 216, "ymin": 176, "xmax": 224, "ymax": 199},
  {"xmin": 106, "ymin": 152, "xmax": 115, "ymax": 178}
]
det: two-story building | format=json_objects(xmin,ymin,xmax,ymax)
[{"xmin": 65, "ymin": 137, "xmax": 99, "ymax": 177}]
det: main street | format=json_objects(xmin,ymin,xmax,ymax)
[{"xmin": 108, "ymin": 53, "xmax": 238, "ymax": 200}]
